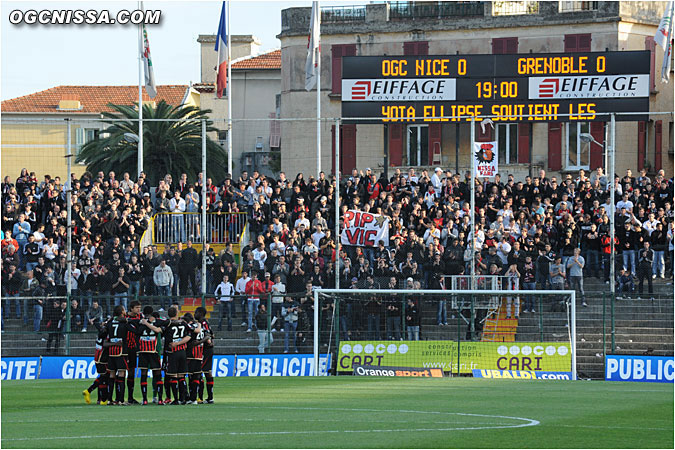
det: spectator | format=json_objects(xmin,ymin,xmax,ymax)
[
  {"xmin": 637, "ymin": 243, "xmax": 654, "ymax": 299},
  {"xmin": 567, "ymin": 248, "xmax": 587, "ymax": 307},
  {"xmin": 112, "ymin": 267, "xmax": 130, "ymax": 309},
  {"xmin": 282, "ymin": 296, "xmax": 299, "ymax": 353},
  {"xmin": 82, "ymin": 299, "xmax": 103, "ymax": 333},
  {"xmin": 70, "ymin": 299, "xmax": 83, "ymax": 331},
  {"xmin": 214, "ymin": 274, "xmax": 234, "ymax": 331},
  {"xmin": 405, "ymin": 297, "xmax": 420, "ymax": 341},
  {"xmin": 245, "ymin": 270, "xmax": 264, "ymax": 332},
  {"xmin": 45, "ymin": 300, "xmax": 66, "ymax": 353},
  {"xmin": 550, "ymin": 256, "xmax": 566, "ymax": 291},
  {"xmin": 616, "ymin": 269, "xmax": 634, "ymax": 297},
  {"xmin": 255, "ymin": 302, "xmax": 272, "ymax": 353},
  {"xmin": 153, "ymin": 259, "xmax": 173, "ymax": 310}
]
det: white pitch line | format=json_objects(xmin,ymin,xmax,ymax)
[
  {"xmin": 555, "ymin": 424, "xmax": 672, "ymax": 432},
  {"xmin": 1, "ymin": 407, "xmax": 540, "ymax": 442}
]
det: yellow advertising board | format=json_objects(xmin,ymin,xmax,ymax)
[{"xmin": 337, "ymin": 341, "xmax": 571, "ymax": 374}]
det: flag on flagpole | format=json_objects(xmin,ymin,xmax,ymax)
[
  {"xmin": 656, "ymin": 2, "xmax": 674, "ymax": 83},
  {"xmin": 305, "ymin": 1, "xmax": 320, "ymax": 91},
  {"xmin": 141, "ymin": 23, "xmax": 157, "ymax": 98},
  {"xmin": 215, "ymin": 2, "xmax": 228, "ymax": 98},
  {"xmin": 655, "ymin": 1, "xmax": 673, "ymax": 49}
]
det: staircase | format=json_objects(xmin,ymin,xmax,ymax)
[{"xmin": 481, "ymin": 299, "xmax": 518, "ymax": 342}]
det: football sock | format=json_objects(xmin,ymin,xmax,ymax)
[
  {"xmin": 140, "ymin": 374, "xmax": 148, "ymax": 402},
  {"xmin": 116, "ymin": 379, "xmax": 125, "ymax": 403},
  {"xmin": 170, "ymin": 378, "xmax": 179, "ymax": 401},
  {"xmin": 107, "ymin": 377, "xmax": 115, "ymax": 402},
  {"xmin": 87, "ymin": 376, "xmax": 101, "ymax": 393},
  {"xmin": 155, "ymin": 379, "xmax": 163, "ymax": 401},
  {"xmin": 206, "ymin": 380, "xmax": 214, "ymax": 401},
  {"xmin": 198, "ymin": 375, "xmax": 205, "ymax": 400},
  {"xmin": 205, "ymin": 373, "xmax": 214, "ymax": 400},
  {"xmin": 189, "ymin": 374, "xmax": 201, "ymax": 401},
  {"xmin": 178, "ymin": 376, "xmax": 188, "ymax": 402},
  {"xmin": 165, "ymin": 374, "xmax": 172, "ymax": 400},
  {"xmin": 127, "ymin": 377, "xmax": 135, "ymax": 402}
]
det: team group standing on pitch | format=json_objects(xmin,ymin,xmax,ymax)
[{"xmin": 82, "ymin": 300, "xmax": 215, "ymax": 405}]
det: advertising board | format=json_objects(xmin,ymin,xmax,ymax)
[
  {"xmin": 1, "ymin": 354, "xmax": 331, "ymax": 380},
  {"xmin": 472, "ymin": 369, "xmax": 572, "ymax": 380},
  {"xmin": 341, "ymin": 51, "xmax": 650, "ymax": 123},
  {"xmin": 337, "ymin": 341, "xmax": 571, "ymax": 374},
  {"xmin": 605, "ymin": 355, "xmax": 674, "ymax": 383}
]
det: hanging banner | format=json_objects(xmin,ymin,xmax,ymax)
[
  {"xmin": 341, "ymin": 210, "xmax": 390, "ymax": 247},
  {"xmin": 473, "ymin": 141, "xmax": 498, "ymax": 178}
]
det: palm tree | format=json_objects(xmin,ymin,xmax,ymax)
[{"xmin": 76, "ymin": 101, "xmax": 227, "ymax": 186}]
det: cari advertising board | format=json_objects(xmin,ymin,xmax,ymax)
[
  {"xmin": 337, "ymin": 341, "xmax": 571, "ymax": 374},
  {"xmin": 1, "ymin": 354, "xmax": 331, "ymax": 380}
]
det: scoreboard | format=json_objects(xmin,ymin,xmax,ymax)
[{"xmin": 340, "ymin": 51, "xmax": 650, "ymax": 123}]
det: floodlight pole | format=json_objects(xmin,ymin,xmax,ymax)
[
  {"xmin": 571, "ymin": 290, "xmax": 577, "ymax": 381},
  {"xmin": 65, "ymin": 118, "xmax": 72, "ymax": 356},
  {"xmin": 335, "ymin": 118, "xmax": 341, "ymax": 291},
  {"xmin": 470, "ymin": 116, "xmax": 476, "ymax": 290},
  {"xmin": 609, "ymin": 114, "xmax": 616, "ymax": 299},
  {"xmin": 313, "ymin": 289, "xmax": 319, "ymax": 376},
  {"xmin": 201, "ymin": 120, "xmax": 207, "ymax": 297}
]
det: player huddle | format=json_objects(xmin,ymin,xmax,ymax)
[{"xmin": 81, "ymin": 300, "xmax": 215, "ymax": 405}]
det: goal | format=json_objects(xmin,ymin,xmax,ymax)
[{"xmin": 312, "ymin": 288, "xmax": 577, "ymax": 380}]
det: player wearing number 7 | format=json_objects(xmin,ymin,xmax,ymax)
[{"xmin": 104, "ymin": 305, "xmax": 132, "ymax": 405}]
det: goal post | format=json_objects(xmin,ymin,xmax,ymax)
[{"xmin": 314, "ymin": 289, "xmax": 577, "ymax": 380}]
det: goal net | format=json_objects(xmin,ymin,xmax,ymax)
[{"xmin": 312, "ymin": 288, "xmax": 577, "ymax": 380}]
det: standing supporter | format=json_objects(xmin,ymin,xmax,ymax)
[
  {"xmin": 567, "ymin": 248, "xmax": 587, "ymax": 307},
  {"xmin": 637, "ymin": 242, "xmax": 654, "ymax": 299},
  {"xmin": 214, "ymin": 274, "xmax": 234, "ymax": 331},
  {"xmin": 245, "ymin": 270, "xmax": 264, "ymax": 333}
]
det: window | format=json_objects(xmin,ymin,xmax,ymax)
[
  {"xmin": 75, "ymin": 128, "xmax": 100, "ymax": 162},
  {"xmin": 331, "ymin": 44, "xmax": 356, "ymax": 94},
  {"xmin": 564, "ymin": 122, "xmax": 590, "ymax": 170},
  {"xmin": 496, "ymin": 124, "xmax": 519, "ymax": 164},
  {"xmin": 406, "ymin": 125, "xmax": 429, "ymax": 166},
  {"xmin": 564, "ymin": 33, "xmax": 592, "ymax": 52},
  {"xmin": 492, "ymin": 37, "xmax": 519, "ymax": 54}
]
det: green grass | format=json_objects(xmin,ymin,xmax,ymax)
[{"xmin": 1, "ymin": 377, "xmax": 673, "ymax": 448}]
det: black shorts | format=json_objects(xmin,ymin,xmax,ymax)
[
  {"xmin": 138, "ymin": 352, "xmax": 161, "ymax": 370},
  {"xmin": 201, "ymin": 347, "xmax": 214, "ymax": 373},
  {"xmin": 107, "ymin": 356, "xmax": 129, "ymax": 372},
  {"xmin": 126, "ymin": 349, "xmax": 138, "ymax": 368},
  {"xmin": 188, "ymin": 359, "xmax": 203, "ymax": 374},
  {"xmin": 95, "ymin": 362, "xmax": 108, "ymax": 375},
  {"xmin": 167, "ymin": 350, "xmax": 188, "ymax": 376}
]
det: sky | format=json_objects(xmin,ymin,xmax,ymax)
[{"xmin": 0, "ymin": 0, "xmax": 352, "ymax": 101}]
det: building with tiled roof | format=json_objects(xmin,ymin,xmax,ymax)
[
  {"xmin": 1, "ymin": 85, "xmax": 188, "ymax": 180},
  {"xmin": 1, "ymin": 85, "xmax": 187, "ymax": 114},
  {"xmin": 194, "ymin": 38, "xmax": 281, "ymax": 178}
]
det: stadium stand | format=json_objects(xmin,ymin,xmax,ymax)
[{"xmin": 1, "ymin": 166, "xmax": 673, "ymax": 377}]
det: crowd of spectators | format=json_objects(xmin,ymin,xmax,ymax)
[{"xmin": 1, "ymin": 164, "xmax": 673, "ymax": 343}]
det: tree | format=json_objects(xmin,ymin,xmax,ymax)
[{"xmin": 76, "ymin": 101, "xmax": 228, "ymax": 186}]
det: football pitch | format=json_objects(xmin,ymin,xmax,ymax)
[{"xmin": 1, "ymin": 377, "xmax": 673, "ymax": 449}]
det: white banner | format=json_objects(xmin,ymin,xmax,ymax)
[
  {"xmin": 528, "ymin": 75, "xmax": 649, "ymax": 99},
  {"xmin": 342, "ymin": 78, "xmax": 457, "ymax": 101},
  {"xmin": 473, "ymin": 141, "xmax": 498, "ymax": 178},
  {"xmin": 341, "ymin": 210, "xmax": 389, "ymax": 247}
]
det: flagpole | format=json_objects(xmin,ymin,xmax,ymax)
[
  {"xmin": 316, "ymin": 2, "xmax": 321, "ymax": 178},
  {"xmin": 227, "ymin": 0, "xmax": 233, "ymax": 176},
  {"xmin": 137, "ymin": 1, "xmax": 144, "ymax": 177}
]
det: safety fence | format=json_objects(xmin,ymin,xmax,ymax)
[{"xmin": 153, "ymin": 212, "xmax": 247, "ymax": 245}]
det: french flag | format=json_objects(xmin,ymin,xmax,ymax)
[{"xmin": 215, "ymin": 2, "xmax": 228, "ymax": 98}]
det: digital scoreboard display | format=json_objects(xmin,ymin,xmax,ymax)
[{"xmin": 340, "ymin": 51, "xmax": 650, "ymax": 123}]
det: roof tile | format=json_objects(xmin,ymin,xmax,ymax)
[{"xmin": 1, "ymin": 85, "xmax": 187, "ymax": 114}]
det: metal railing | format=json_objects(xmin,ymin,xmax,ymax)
[
  {"xmin": 389, "ymin": 1, "xmax": 484, "ymax": 20},
  {"xmin": 492, "ymin": 1, "xmax": 540, "ymax": 16},
  {"xmin": 558, "ymin": 1, "xmax": 598, "ymax": 12},
  {"xmin": 321, "ymin": 5, "xmax": 366, "ymax": 23},
  {"xmin": 153, "ymin": 212, "xmax": 247, "ymax": 245}
]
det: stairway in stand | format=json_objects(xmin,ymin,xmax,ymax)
[
  {"xmin": 180, "ymin": 297, "xmax": 216, "ymax": 319},
  {"xmin": 481, "ymin": 297, "xmax": 520, "ymax": 342}
]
